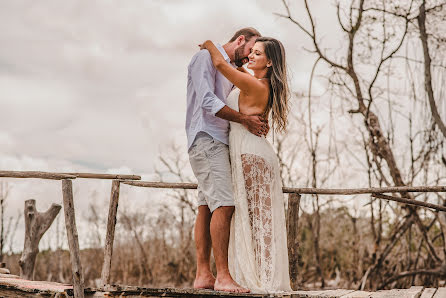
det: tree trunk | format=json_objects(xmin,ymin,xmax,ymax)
[
  {"xmin": 18, "ymin": 199, "xmax": 61, "ymax": 280},
  {"xmin": 417, "ymin": 0, "xmax": 446, "ymax": 139}
]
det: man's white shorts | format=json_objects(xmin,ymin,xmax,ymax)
[{"xmin": 188, "ymin": 132, "xmax": 234, "ymax": 212}]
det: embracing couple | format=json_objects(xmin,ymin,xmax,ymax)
[{"xmin": 186, "ymin": 27, "xmax": 291, "ymax": 293}]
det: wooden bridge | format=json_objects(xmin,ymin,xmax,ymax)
[
  {"xmin": 1, "ymin": 273, "xmax": 445, "ymax": 297},
  {"xmin": 1, "ymin": 170, "xmax": 445, "ymax": 298}
]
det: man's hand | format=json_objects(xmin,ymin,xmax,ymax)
[
  {"xmin": 242, "ymin": 115, "xmax": 269, "ymax": 137},
  {"xmin": 215, "ymin": 106, "xmax": 269, "ymax": 137}
]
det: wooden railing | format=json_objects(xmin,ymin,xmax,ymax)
[
  {"xmin": 1, "ymin": 170, "xmax": 445, "ymax": 298},
  {"xmin": 0, "ymin": 171, "xmax": 141, "ymax": 298}
]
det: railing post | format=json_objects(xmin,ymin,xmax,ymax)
[
  {"xmin": 62, "ymin": 179, "xmax": 84, "ymax": 298},
  {"xmin": 287, "ymin": 193, "xmax": 301, "ymax": 290},
  {"xmin": 101, "ymin": 180, "xmax": 121, "ymax": 286}
]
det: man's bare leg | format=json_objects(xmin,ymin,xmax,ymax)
[
  {"xmin": 211, "ymin": 206, "xmax": 250, "ymax": 293},
  {"xmin": 193, "ymin": 205, "xmax": 215, "ymax": 289}
]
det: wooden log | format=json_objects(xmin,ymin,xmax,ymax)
[
  {"xmin": 0, "ymin": 171, "xmax": 75, "ymax": 180},
  {"xmin": 0, "ymin": 171, "xmax": 141, "ymax": 180},
  {"xmin": 62, "ymin": 173, "xmax": 141, "ymax": 180},
  {"xmin": 287, "ymin": 193, "xmax": 301, "ymax": 290},
  {"xmin": 62, "ymin": 179, "xmax": 84, "ymax": 298},
  {"xmin": 121, "ymin": 180, "xmax": 198, "ymax": 189},
  {"xmin": 101, "ymin": 180, "xmax": 120, "ymax": 286},
  {"xmin": 283, "ymin": 185, "xmax": 446, "ymax": 195},
  {"xmin": 18, "ymin": 200, "xmax": 61, "ymax": 280},
  {"xmin": 121, "ymin": 181, "xmax": 446, "ymax": 195},
  {"xmin": 372, "ymin": 193, "xmax": 446, "ymax": 212}
]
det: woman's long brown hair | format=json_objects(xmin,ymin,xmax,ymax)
[{"xmin": 257, "ymin": 37, "xmax": 290, "ymax": 133}]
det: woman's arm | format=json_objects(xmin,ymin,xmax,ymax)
[
  {"xmin": 200, "ymin": 40, "xmax": 264, "ymax": 93},
  {"xmin": 237, "ymin": 66, "xmax": 251, "ymax": 74}
]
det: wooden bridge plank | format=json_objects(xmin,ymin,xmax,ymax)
[
  {"xmin": 2, "ymin": 276, "xmax": 443, "ymax": 298},
  {"xmin": 95, "ymin": 286, "xmax": 292, "ymax": 297},
  {"xmin": 0, "ymin": 274, "xmax": 21, "ymax": 279},
  {"xmin": 0, "ymin": 275, "xmax": 72, "ymax": 293},
  {"xmin": 291, "ymin": 290, "xmax": 329, "ymax": 297},
  {"xmin": 410, "ymin": 286, "xmax": 425, "ymax": 296},
  {"xmin": 433, "ymin": 288, "xmax": 446, "ymax": 298},
  {"xmin": 369, "ymin": 286, "xmax": 423, "ymax": 298},
  {"xmin": 420, "ymin": 288, "xmax": 437, "ymax": 298},
  {"xmin": 339, "ymin": 291, "xmax": 372, "ymax": 298}
]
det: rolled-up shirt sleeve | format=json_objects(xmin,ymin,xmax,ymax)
[{"xmin": 189, "ymin": 51, "xmax": 226, "ymax": 115}]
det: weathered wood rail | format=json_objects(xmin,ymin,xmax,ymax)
[
  {"xmin": 1, "ymin": 170, "xmax": 445, "ymax": 297},
  {"xmin": 1, "ymin": 274, "xmax": 445, "ymax": 297},
  {"xmin": 0, "ymin": 171, "xmax": 141, "ymax": 298}
]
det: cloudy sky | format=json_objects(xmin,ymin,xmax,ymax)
[
  {"xmin": 0, "ymin": 0, "xmax": 340, "ymax": 174},
  {"xmin": 0, "ymin": 0, "xmax": 344, "ymax": 250}
]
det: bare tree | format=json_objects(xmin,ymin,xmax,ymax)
[
  {"xmin": 277, "ymin": 0, "xmax": 446, "ymax": 290},
  {"xmin": 120, "ymin": 209, "xmax": 153, "ymax": 284}
]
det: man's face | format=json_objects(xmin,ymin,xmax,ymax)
[{"xmin": 234, "ymin": 37, "xmax": 258, "ymax": 67}]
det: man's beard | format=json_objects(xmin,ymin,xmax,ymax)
[{"xmin": 234, "ymin": 44, "xmax": 248, "ymax": 67}]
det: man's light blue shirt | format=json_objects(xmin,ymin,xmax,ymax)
[{"xmin": 186, "ymin": 44, "xmax": 234, "ymax": 149}]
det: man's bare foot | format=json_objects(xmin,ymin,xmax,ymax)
[
  {"xmin": 214, "ymin": 277, "xmax": 250, "ymax": 293},
  {"xmin": 193, "ymin": 274, "xmax": 216, "ymax": 290}
]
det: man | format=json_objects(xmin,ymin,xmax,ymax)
[{"xmin": 186, "ymin": 27, "xmax": 267, "ymax": 293}]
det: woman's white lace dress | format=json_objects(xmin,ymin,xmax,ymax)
[{"xmin": 227, "ymin": 88, "xmax": 292, "ymax": 293}]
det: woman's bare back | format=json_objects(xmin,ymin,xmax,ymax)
[{"xmin": 238, "ymin": 80, "xmax": 270, "ymax": 117}]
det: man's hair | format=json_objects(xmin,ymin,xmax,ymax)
[{"xmin": 228, "ymin": 27, "xmax": 261, "ymax": 43}]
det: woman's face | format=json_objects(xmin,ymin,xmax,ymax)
[{"xmin": 247, "ymin": 42, "xmax": 271, "ymax": 71}]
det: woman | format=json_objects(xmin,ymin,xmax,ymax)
[{"xmin": 200, "ymin": 37, "xmax": 292, "ymax": 293}]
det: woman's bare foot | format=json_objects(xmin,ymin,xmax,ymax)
[
  {"xmin": 214, "ymin": 277, "xmax": 250, "ymax": 293},
  {"xmin": 193, "ymin": 274, "xmax": 216, "ymax": 290}
]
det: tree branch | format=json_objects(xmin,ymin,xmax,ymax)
[{"xmin": 417, "ymin": 0, "xmax": 446, "ymax": 138}]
